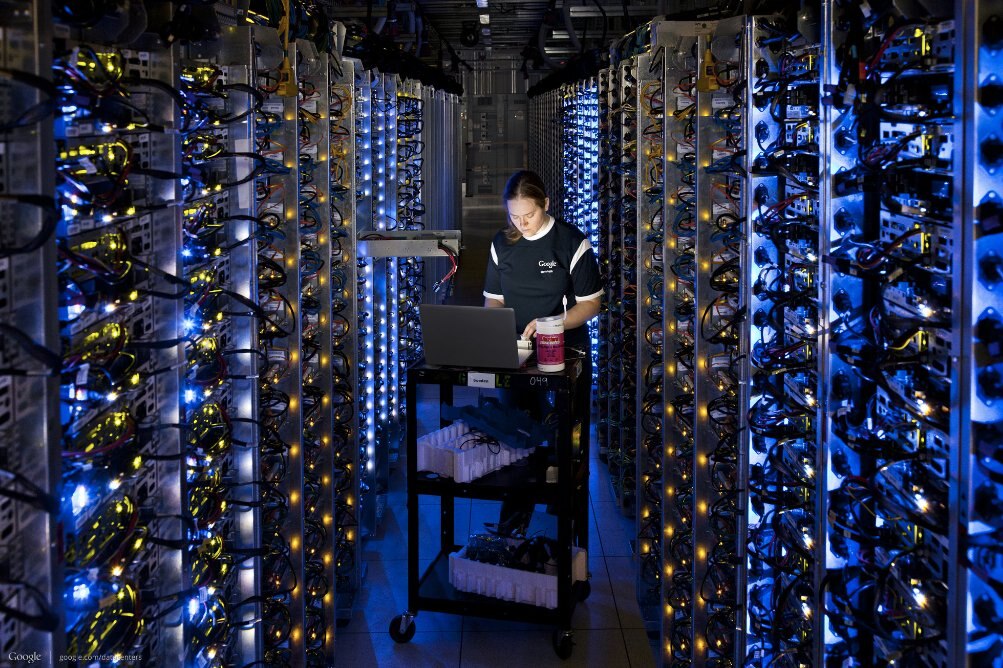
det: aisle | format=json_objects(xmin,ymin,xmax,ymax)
[{"xmin": 334, "ymin": 412, "xmax": 658, "ymax": 667}]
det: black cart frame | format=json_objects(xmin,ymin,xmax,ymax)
[{"xmin": 390, "ymin": 357, "xmax": 592, "ymax": 659}]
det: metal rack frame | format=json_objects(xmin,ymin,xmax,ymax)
[
  {"xmin": 961, "ymin": 1, "xmax": 1003, "ymax": 665},
  {"xmin": 0, "ymin": 0, "xmax": 61, "ymax": 659}
]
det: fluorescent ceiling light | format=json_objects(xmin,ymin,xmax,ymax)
[
  {"xmin": 479, "ymin": 13, "xmax": 490, "ymax": 24},
  {"xmin": 476, "ymin": 0, "xmax": 488, "ymax": 7}
]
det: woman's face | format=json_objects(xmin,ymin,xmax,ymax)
[{"xmin": 506, "ymin": 196, "xmax": 549, "ymax": 237}]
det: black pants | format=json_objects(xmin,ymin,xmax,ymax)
[{"xmin": 497, "ymin": 351, "xmax": 593, "ymax": 535}]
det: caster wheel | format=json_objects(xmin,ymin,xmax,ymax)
[
  {"xmin": 552, "ymin": 629, "xmax": 574, "ymax": 659},
  {"xmin": 389, "ymin": 614, "xmax": 416, "ymax": 643},
  {"xmin": 576, "ymin": 580, "xmax": 591, "ymax": 602}
]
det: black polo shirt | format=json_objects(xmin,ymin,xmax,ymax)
[{"xmin": 482, "ymin": 216, "xmax": 602, "ymax": 351}]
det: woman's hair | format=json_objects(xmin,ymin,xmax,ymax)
[{"xmin": 503, "ymin": 170, "xmax": 548, "ymax": 242}]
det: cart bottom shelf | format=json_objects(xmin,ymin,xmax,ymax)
[{"xmin": 413, "ymin": 548, "xmax": 589, "ymax": 626}]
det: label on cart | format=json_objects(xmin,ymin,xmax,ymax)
[{"xmin": 467, "ymin": 372, "xmax": 495, "ymax": 388}]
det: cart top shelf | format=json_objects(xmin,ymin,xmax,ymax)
[{"xmin": 408, "ymin": 354, "xmax": 587, "ymax": 393}]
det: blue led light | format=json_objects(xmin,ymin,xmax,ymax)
[
  {"xmin": 71, "ymin": 484, "xmax": 89, "ymax": 516},
  {"xmin": 72, "ymin": 583, "xmax": 90, "ymax": 601}
]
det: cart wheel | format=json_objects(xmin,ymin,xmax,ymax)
[
  {"xmin": 576, "ymin": 580, "xmax": 591, "ymax": 602},
  {"xmin": 552, "ymin": 629, "xmax": 575, "ymax": 660},
  {"xmin": 389, "ymin": 614, "xmax": 416, "ymax": 643}
]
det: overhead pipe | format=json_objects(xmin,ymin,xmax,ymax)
[{"xmin": 536, "ymin": 1, "xmax": 582, "ymax": 69}]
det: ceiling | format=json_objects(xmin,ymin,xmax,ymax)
[{"xmin": 331, "ymin": 0, "xmax": 666, "ymax": 72}]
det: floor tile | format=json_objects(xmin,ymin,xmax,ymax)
[
  {"xmin": 335, "ymin": 631, "xmax": 462, "ymax": 668},
  {"xmin": 591, "ymin": 501, "xmax": 635, "ymax": 557},
  {"xmin": 459, "ymin": 629, "xmax": 630, "ymax": 667},
  {"xmin": 570, "ymin": 561, "xmax": 620, "ymax": 630},
  {"xmin": 605, "ymin": 556, "xmax": 648, "ymax": 630},
  {"xmin": 589, "ymin": 469, "xmax": 620, "ymax": 506},
  {"xmin": 623, "ymin": 627, "xmax": 658, "ymax": 668},
  {"xmin": 342, "ymin": 558, "xmax": 463, "ymax": 635},
  {"xmin": 587, "ymin": 503, "xmax": 603, "ymax": 557},
  {"xmin": 461, "ymin": 615, "xmax": 540, "ymax": 633}
]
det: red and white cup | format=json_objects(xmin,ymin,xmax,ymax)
[{"xmin": 536, "ymin": 315, "xmax": 565, "ymax": 373}]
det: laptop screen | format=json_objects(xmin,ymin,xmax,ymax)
[{"xmin": 419, "ymin": 304, "xmax": 525, "ymax": 369}]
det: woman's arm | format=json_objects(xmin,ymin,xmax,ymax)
[
  {"xmin": 522, "ymin": 298, "xmax": 600, "ymax": 339},
  {"xmin": 563, "ymin": 299, "xmax": 600, "ymax": 330},
  {"xmin": 484, "ymin": 297, "xmax": 504, "ymax": 308}
]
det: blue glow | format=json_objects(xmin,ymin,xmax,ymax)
[
  {"xmin": 72, "ymin": 583, "xmax": 91, "ymax": 601},
  {"xmin": 71, "ymin": 484, "xmax": 89, "ymax": 516}
]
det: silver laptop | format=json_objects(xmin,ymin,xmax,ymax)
[{"xmin": 419, "ymin": 304, "xmax": 533, "ymax": 369}]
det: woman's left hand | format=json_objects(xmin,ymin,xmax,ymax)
[{"xmin": 522, "ymin": 319, "xmax": 538, "ymax": 339}]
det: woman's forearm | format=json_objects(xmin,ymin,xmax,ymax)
[{"xmin": 563, "ymin": 299, "xmax": 600, "ymax": 330}]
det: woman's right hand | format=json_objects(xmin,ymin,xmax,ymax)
[{"xmin": 522, "ymin": 319, "xmax": 538, "ymax": 339}]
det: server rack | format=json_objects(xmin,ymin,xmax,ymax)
[
  {"xmin": 296, "ymin": 41, "xmax": 337, "ymax": 663},
  {"xmin": 741, "ymin": 14, "xmax": 824, "ymax": 668},
  {"xmin": 822, "ymin": 3, "xmax": 959, "ymax": 665},
  {"xmin": 354, "ymin": 67, "xmax": 378, "ymax": 541},
  {"xmin": 599, "ymin": 48, "xmax": 640, "ymax": 513},
  {"xmin": 0, "ymin": 0, "xmax": 60, "ymax": 659},
  {"xmin": 369, "ymin": 71, "xmax": 391, "ymax": 532},
  {"xmin": 180, "ymin": 26, "xmax": 264, "ymax": 665},
  {"xmin": 617, "ymin": 52, "xmax": 639, "ymax": 519},
  {"xmin": 380, "ymin": 74, "xmax": 401, "ymax": 480},
  {"xmin": 53, "ymin": 25, "xmax": 187, "ymax": 665},
  {"xmin": 396, "ymin": 80, "xmax": 425, "ymax": 436},
  {"xmin": 660, "ymin": 22, "xmax": 700, "ymax": 667},
  {"xmin": 636, "ymin": 41, "xmax": 666, "ymax": 630},
  {"xmin": 253, "ymin": 27, "xmax": 308, "ymax": 663},
  {"xmin": 597, "ymin": 67, "xmax": 613, "ymax": 465},
  {"xmin": 330, "ymin": 55, "xmax": 362, "ymax": 624},
  {"xmin": 650, "ymin": 16, "xmax": 818, "ymax": 666},
  {"xmin": 693, "ymin": 18, "xmax": 749, "ymax": 665},
  {"xmin": 573, "ymin": 81, "xmax": 601, "ymax": 382}
]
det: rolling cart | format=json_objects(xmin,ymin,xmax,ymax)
[{"xmin": 390, "ymin": 357, "xmax": 592, "ymax": 659}]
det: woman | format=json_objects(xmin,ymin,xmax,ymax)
[
  {"xmin": 482, "ymin": 169, "xmax": 602, "ymax": 535},
  {"xmin": 483, "ymin": 169, "xmax": 601, "ymax": 358}
]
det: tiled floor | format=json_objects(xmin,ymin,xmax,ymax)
[{"xmin": 335, "ymin": 398, "xmax": 657, "ymax": 667}]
